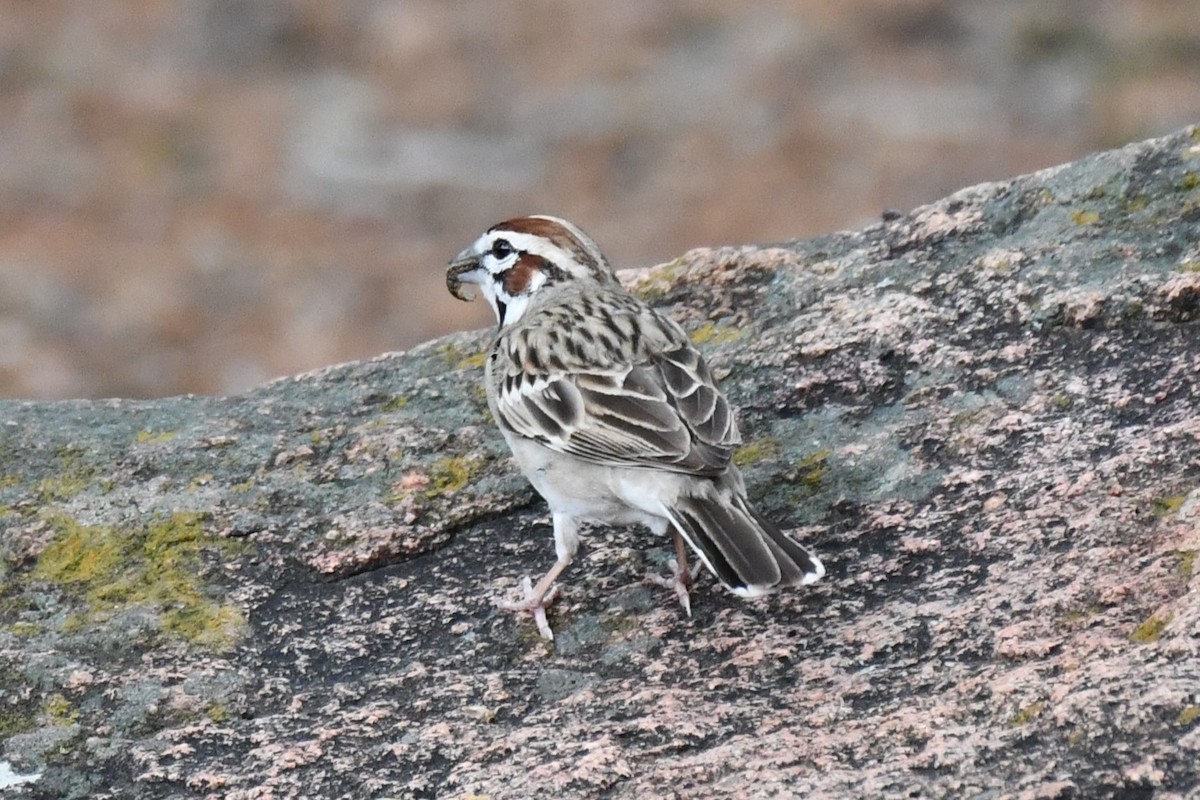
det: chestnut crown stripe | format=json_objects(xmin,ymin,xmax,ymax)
[
  {"xmin": 490, "ymin": 215, "xmax": 608, "ymax": 268},
  {"xmin": 482, "ymin": 217, "xmax": 617, "ymax": 289}
]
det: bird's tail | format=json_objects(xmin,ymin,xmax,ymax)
[{"xmin": 665, "ymin": 493, "xmax": 824, "ymax": 596}]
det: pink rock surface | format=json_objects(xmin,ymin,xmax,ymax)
[{"xmin": 1, "ymin": 128, "xmax": 1198, "ymax": 799}]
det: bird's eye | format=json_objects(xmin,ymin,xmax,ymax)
[{"xmin": 490, "ymin": 239, "xmax": 514, "ymax": 260}]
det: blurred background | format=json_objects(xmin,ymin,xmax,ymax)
[{"xmin": 1, "ymin": 1, "xmax": 1198, "ymax": 400}]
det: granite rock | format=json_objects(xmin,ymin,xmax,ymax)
[{"xmin": 1, "ymin": 128, "xmax": 1199, "ymax": 799}]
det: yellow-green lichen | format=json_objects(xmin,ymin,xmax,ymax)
[
  {"xmin": 0, "ymin": 707, "xmax": 37, "ymax": 738},
  {"xmin": 1069, "ymin": 209, "xmax": 1100, "ymax": 226},
  {"xmin": 135, "ymin": 430, "xmax": 177, "ymax": 444},
  {"xmin": 35, "ymin": 474, "xmax": 90, "ymax": 503},
  {"xmin": 733, "ymin": 437, "xmax": 779, "ymax": 468},
  {"xmin": 206, "ymin": 703, "xmax": 230, "ymax": 724},
  {"xmin": 382, "ymin": 395, "xmax": 410, "ymax": 413},
  {"xmin": 1061, "ymin": 604, "xmax": 1100, "ymax": 624},
  {"xmin": 795, "ymin": 449, "xmax": 832, "ymax": 489},
  {"xmin": 632, "ymin": 259, "xmax": 682, "ymax": 303},
  {"xmin": 1151, "ymin": 494, "xmax": 1186, "ymax": 518},
  {"xmin": 34, "ymin": 446, "xmax": 98, "ymax": 502},
  {"xmin": 437, "ymin": 342, "xmax": 487, "ymax": 370},
  {"xmin": 30, "ymin": 513, "xmax": 246, "ymax": 652},
  {"xmin": 60, "ymin": 612, "xmax": 88, "ymax": 633},
  {"xmin": 1130, "ymin": 611, "xmax": 1172, "ymax": 643},
  {"xmin": 1178, "ymin": 172, "xmax": 1200, "ymax": 192},
  {"xmin": 0, "ymin": 474, "xmax": 20, "ymax": 489},
  {"xmin": 164, "ymin": 603, "xmax": 245, "ymax": 651},
  {"xmin": 187, "ymin": 473, "xmax": 214, "ymax": 492},
  {"xmin": 32, "ymin": 518, "xmax": 123, "ymax": 586},
  {"xmin": 1178, "ymin": 261, "xmax": 1200, "ymax": 274},
  {"xmin": 43, "ymin": 693, "xmax": 79, "ymax": 726},
  {"xmin": 689, "ymin": 322, "xmax": 743, "ymax": 346},
  {"xmin": 1051, "ymin": 393, "xmax": 1072, "ymax": 409},
  {"xmin": 1176, "ymin": 550, "xmax": 1196, "ymax": 580},
  {"xmin": 230, "ymin": 479, "xmax": 255, "ymax": 494},
  {"xmin": 457, "ymin": 352, "xmax": 487, "ymax": 370},
  {"xmin": 4, "ymin": 621, "xmax": 42, "ymax": 638},
  {"xmin": 436, "ymin": 342, "xmax": 464, "ymax": 365},
  {"xmin": 634, "ymin": 284, "xmax": 666, "ymax": 303},
  {"xmin": 1121, "ymin": 195, "xmax": 1150, "ymax": 213},
  {"xmin": 425, "ymin": 456, "xmax": 483, "ymax": 498},
  {"xmin": 1177, "ymin": 706, "xmax": 1200, "ymax": 726},
  {"xmin": 1010, "ymin": 701, "xmax": 1045, "ymax": 727}
]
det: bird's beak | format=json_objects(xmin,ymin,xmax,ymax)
[{"xmin": 446, "ymin": 248, "xmax": 485, "ymax": 302}]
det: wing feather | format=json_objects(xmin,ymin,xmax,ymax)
[{"xmin": 491, "ymin": 291, "xmax": 739, "ymax": 476}]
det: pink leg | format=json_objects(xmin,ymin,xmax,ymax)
[
  {"xmin": 645, "ymin": 529, "xmax": 701, "ymax": 617},
  {"xmin": 497, "ymin": 512, "xmax": 579, "ymax": 641}
]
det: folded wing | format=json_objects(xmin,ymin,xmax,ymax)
[{"xmin": 494, "ymin": 307, "xmax": 739, "ymax": 477}]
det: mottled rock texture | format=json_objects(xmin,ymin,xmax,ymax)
[{"xmin": 2, "ymin": 128, "xmax": 1200, "ymax": 799}]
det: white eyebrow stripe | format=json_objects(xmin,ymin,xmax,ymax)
[{"xmin": 486, "ymin": 231, "xmax": 575, "ymax": 267}]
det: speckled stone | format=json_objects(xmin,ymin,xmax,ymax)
[{"xmin": 1, "ymin": 127, "xmax": 1199, "ymax": 799}]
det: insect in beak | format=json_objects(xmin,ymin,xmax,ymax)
[{"xmin": 446, "ymin": 249, "xmax": 484, "ymax": 302}]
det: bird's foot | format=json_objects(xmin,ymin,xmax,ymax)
[
  {"xmin": 645, "ymin": 558, "xmax": 701, "ymax": 617},
  {"xmin": 497, "ymin": 576, "xmax": 562, "ymax": 641}
]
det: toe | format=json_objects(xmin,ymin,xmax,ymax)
[
  {"xmin": 532, "ymin": 604, "xmax": 554, "ymax": 641},
  {"xmin": 496, "ymin": 577, "xmax": 561, "ymax": 640},
  {"xmin": 644, "ymin": 564, "xmax": 696, "ymax": 617}
]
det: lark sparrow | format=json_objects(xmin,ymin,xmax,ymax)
[{"xmin": 447, "ymin": 215, "xmax": 824, "ymax": 639}]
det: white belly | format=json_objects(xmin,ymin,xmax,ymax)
[{"xmin": 504, "ymin": 433, "xmax": 675, "ymax": 535}]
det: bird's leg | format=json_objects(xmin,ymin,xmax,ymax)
[
  {"xmin": 497, "ymin": 512, "xmax": 579, "ymax": 640},
  {"xmin": 645, "ymin": 528, "xmax": 702, "ymax": 617}
]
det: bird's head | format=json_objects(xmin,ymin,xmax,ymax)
[{"xmin": 446, "ymin": 215, "xmax": 617, "ymax": 327}]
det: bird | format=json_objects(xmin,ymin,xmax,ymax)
[{"xmin": 446, "ymin": 215, "xmax": 824, "ymax": 639}]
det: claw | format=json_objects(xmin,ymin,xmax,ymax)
[
  {"xmin": 645, "ymin": 557, "xmax": 701, "ymax": 617},
  {"xmin": 498, "ymin": 576, "xmax": 562, "ymax": 641}
]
